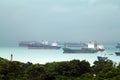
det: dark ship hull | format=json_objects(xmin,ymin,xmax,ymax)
[
  {"xmin": 115, "ymin": 43, "xmax": 120, "ymax": 56},
  {"xmin": 97, "ymin": 48, "xmax": 105, "ymax": 52},
  {"xmin": 115, "ymin": 52, "xmax": 120, "ymax": 56},
  {"xmin": 28, "ymin": 44, "xmax": 61, "ymax": 49},
  {"xmin": 28, "ymin": 46, "xmax": 61, "ymax": 49}
]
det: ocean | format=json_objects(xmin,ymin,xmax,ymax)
[{"xmin": 0, "ymin": 42, "xmax": 120, "ymax": 65}]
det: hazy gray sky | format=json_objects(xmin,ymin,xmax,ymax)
[{"xmin": 0, "ymin": 0, "xmax": 120, "ymax": 44}]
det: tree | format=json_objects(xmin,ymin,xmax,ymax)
[
  {"xmin": 25, "ymin": 64, "xmax": 45, "ymax": 80},
  {"xmin": 92, "ymin": 60, "xmax": 114, "ymax": 74}
]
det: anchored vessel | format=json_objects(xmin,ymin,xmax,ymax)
[
  {"xmin": 97, "ymin": 52, "xmax": 108, "ymax": 60},
  {"xmin": 63, "ymin": 42, "xmax": 104, "ymax": 53},
  {"xmin": 115, "ymin": 43, "xmax": 120, "ymax": 56},
  {"xmin": 97, "ymin": 56, "xmax": 108, "ymax": 60},
  {"xmin": 28, "ymin": 41, "xmax": 61, "ymax": 49},
  {"xmin": 97, "ymin": 50, "xmax": 108, "ymax": 60}
]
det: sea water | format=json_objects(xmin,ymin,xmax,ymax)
[{"xmin": 0, "ymin": 43, "xmax": 120, "ymax": 65}]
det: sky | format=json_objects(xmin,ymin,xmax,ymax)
[{"xmin": 0, "ymin": 0, "xmax": 120, "ymax": 44}]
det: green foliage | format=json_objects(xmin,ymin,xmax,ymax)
[
  {"xmin": 0, "ymin": 57, "xmax": 120, "ymax": 80},
  {"xmin": 117, "ymin": 62, "xmax": 120, "ymax": 69},
  {"xmin": 0, "ymin": 60, "xmax": 25, "ymax": 80},
  {"xmin": 56, "ymin": 75, "xmax": 73, "ymax": 80},
  {"xmin": 52, "ymin": 59, "xmax": 91, "ymax": 77},
  {"xmin": 77, "ymin": 73, "xmax": 94, "ymax": 80},
  {"xmin": 92, "ymin": 60, "xmax": 114, "ymax": 74},
  {"xmin": 25, "ymin": 64, "xmax": 45, "ymax": 80}
]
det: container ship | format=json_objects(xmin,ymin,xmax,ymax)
[{"xmin": 63, "ymin": 42, "xmax": 105, "ymax": 53}]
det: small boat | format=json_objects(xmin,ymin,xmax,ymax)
[
  {"xmin": 97, "ymin": 56, "xmax": 108, "ymax": 60},
  {"xmin": 116, "ymin": 43, "xmax": 120, "ymax": 48},
  {"xmin": 115, "ymin": 43, "xmax": 120, "ymax": 56},
  {"xmin": 97, "ymin": 52, "xmax": 108, "ymax": 60},
  {"xmin": 115, "ymin": 52, "xmax": 120, "ymax": 56}
]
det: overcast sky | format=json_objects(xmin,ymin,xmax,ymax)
[{"xmin": 0, "ymin": 0, "xmax": 120, "ymax": 44}]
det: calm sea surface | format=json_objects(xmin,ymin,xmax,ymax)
[{"xmin": 0, "ymin": 43, "xmax": 120, "ymax": 65}]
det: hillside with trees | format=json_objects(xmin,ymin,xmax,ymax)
[{"xmin": 0, "ymin": 57, "xmax": 120, "ymax": 80}]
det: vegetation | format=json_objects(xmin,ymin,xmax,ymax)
[{"xmin": 0, "ymin": 57, "xmax": 120, "ymax": 80}]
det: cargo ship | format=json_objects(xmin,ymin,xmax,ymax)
[
  {"xmin": 115, "ymin": 43, "xmax": 120, "ymax": 56},
  {"xmin": 63, "ymin": 42, "xmax": 103, "ymax": 53},
  {"xmin": 27, "ymin": 41, "xmax": 61, "ymax": 49},
  {"xmin": 63, "ymin": 47, "xmax": 98, "ymax": 53}
]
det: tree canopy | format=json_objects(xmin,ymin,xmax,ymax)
[{"xmin": 0, "ymin": 57, "xmax": 120, "ymax": 80}]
